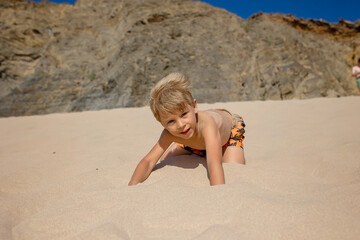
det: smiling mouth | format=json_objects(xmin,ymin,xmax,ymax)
[{"xmin": 181, "ymin": 128, "xmax": 190, "ymax": 135}]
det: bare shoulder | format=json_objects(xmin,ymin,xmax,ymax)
[
  {"xmin": 197, "ymin": 111, "xmax": 219, "ymax": 141},
  {"xmin": 199, "ymin": 109, "xmax": 233, "ymax": 145},
  {"xmin": 197, "ymin": 110, "xmax": 217, "ymax": 128},
  {"xmin": 158, "ymin": 129, "xmax": 175, "ymax": 146}
]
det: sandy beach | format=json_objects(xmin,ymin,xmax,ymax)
[{"xmin": 1, "ymin": 96, "xmax": 359, "ymax": 240}]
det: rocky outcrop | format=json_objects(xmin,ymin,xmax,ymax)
[
  {"xmin": 0, "ymin": 0, "xmax": 359, "ymax": 117},
  {"xmin": 262, "ymin": 13, "xmax": 360, "ymax": 38}
]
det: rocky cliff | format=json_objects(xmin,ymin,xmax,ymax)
[{"xmin": 0, "ymin": 0, "xmax": 359, "ymax": 117}]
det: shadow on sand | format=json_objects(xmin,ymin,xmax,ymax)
[{"xmin": 153, "ymin": 155, "xmax": 208, "ymax": 172}]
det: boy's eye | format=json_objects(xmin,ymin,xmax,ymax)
[
  {"xmin": 168, "ymin": 120, "xmax": 174, "ymax": 124},
  {"xmin": 181, "ymin": 112, "xmax": 188, "ymax": 117}
]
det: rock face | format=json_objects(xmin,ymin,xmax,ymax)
[{"xmin": 0, "ymin": 0, "xmax": 359, "ymax": 117}]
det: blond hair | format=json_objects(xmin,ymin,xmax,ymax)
[{"xmin": 150, "ymin": 72, "xmax": 195, "ymax": 122}]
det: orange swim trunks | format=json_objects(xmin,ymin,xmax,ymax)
[{"xmin": 176, "ymin": 110, "xmax": 245, "ymax": 157}]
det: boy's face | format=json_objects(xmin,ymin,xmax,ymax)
[{"xmin": 159, "ymin": 101, "xmax": 198, "ymax": 139}]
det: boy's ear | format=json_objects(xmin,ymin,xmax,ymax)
[{"xmin": 193, "ymin": 99, "xmax": 198, "ymax": 113}]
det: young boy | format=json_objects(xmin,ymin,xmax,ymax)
[{"xmin": 128, "ymin": 73, "xmax": 245, "ymax": 186}]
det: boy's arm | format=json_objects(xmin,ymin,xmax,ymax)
[
  {"xmin": 128, "ymin": 130, "xmax": 172, "ymax": 186},
  {"xmin": 202, "ymin": 119, "xmax": 225, "ymax": 186}
]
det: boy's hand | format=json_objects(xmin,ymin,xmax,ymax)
[{"xmin": 208, "ymin": 161, "xmax": 225, "ymax": 186}]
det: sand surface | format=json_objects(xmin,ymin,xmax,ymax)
[{"xmin": 1, "ymin": 97, "xmax": 360, "ymax": 240}]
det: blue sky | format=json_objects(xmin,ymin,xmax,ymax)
[{"xmin": 28, "ymin": 0, "xmax": 358, "ymax": 23}]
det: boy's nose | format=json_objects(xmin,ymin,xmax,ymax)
[{"xmin": 176, "ymin": 119, "xmax": 185, "ymax": 129}]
